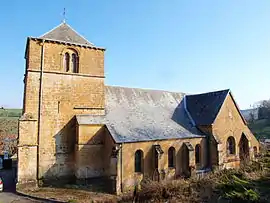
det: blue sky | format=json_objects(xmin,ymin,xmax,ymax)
[{"xmin": 0, "ymin": 0, "xmax": 270, "ymax": 109}]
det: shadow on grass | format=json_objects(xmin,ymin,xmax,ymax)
[
  {"xmin": 41, "ymin": 176, "xmax": 113, "ymax": 194},
  {"xmin": 252, "ymin": 174, "xmax": 270, "ymax": 203}
]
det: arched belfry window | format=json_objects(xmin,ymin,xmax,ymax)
[
  {"xmin": 63, "ymin": 49, "xmax": 79, "ymax": 73},
  {"xmin": 168, "ymin": 147, "xmax": 175, "ymax": 167},
  {"xmin": 227, "ymin": 136, "xmax": 236, "ymax": 155},
  {"xmin": 195, "ymin": 144, "xmax": 201, "ymax": 164},
  {"xmin": 64, "ymin": 52, "xmax": 70, "ymax": 72},
  {"xmin": 135, "ymin": 150, "xmax": 143, "ymax": 173},
  {"xmin": 72, "ymin": 53, "xmax": 79, "ymax": 73}
]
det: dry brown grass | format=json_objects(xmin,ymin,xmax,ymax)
[
  {"xmin": 19, "ymin": 187, "xmax": 118, "ymax": 203},
  {"xmin": 18, "ymin": 151, "xmax": 270, "ymax": 203},
  {"xmin": 119, "ymin": 156, "xmax": 270, "ymax": 203}
]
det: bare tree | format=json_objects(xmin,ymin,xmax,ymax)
[
  {"xmin": 249, "ymin": 111, "xmax": 255, "ymax": 124},
  {"xmin": 258, "ymin": 99, "xmax": 270, "ymax": 120}
]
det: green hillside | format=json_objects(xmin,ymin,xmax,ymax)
[
  {"xmin": 249, "ymin": 119, "xmax": 270, "ymax": 140},
  {"xmin": 0, "ymin": 108, "xmax": 22, "ymax": 135},
  {"xmin": 0, "ymin": 108, "xmax": 22, "ymax": 118}
]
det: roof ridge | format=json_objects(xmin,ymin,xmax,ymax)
[
  {"xmin": 63, "ymin": 23, "xmax": 94, "ymax": 46},
  {"xmin": 39, "ymin": 22, "xmax": 64, "ymax": 38},
  {"xmin": 106, "ymin": 85, "xmax": 230, "ymax": 96},
  {"xmin": 106, "ymin": 85, "xmax": 185, "ymax": 94},
  {"xmin": 186, "ymin": 89, "xmax": 230, "ymax": 97},
  {"xmin": 37, "ymin": 22, "xmax": 95, "ymax": 47}
]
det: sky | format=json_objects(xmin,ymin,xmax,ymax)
[{"xmin": 0, "ymin": 0, "xmax": 270, "ymax": 109}]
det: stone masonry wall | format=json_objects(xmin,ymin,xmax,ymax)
[
  {"xmin": 75, "ymin": 125, "xmax": 105, "ymax": 178},
  {"xmin": 74, "ymin": 124, "xmax": 116, "ymax": 192},
  {"xmin": 75, "ymin": 125, "xmax": 115, "ymax": 178},
  {"xmin": 212, "ymin": 94, "xmax": 259, "ymax": 168},
  {"xmin": 17, "ymin": 120, "xmax": 38, "ymax": 183},
  {"xmin": 28, "ymin": 40, "xmax": 104, "ymax": 76},
  {"xmin": 17, "ymin": 146, "xmax": 37, "ymax": 182},
  {"xmin": 121, "ymin": 137, "xmax": 204, "ymax": 192},
  {"xmin": 197, "ymin": 125, "xmax": 219, "ymax": 168},
  {"xmin": 19, "ymin": 39, "xmax": 105, "ymax": 183}
]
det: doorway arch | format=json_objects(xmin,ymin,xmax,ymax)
[
  {"xmin": 180, "ymin": 144, "xmax": 190, "ymax": 178},
  {"xmin": 239, "ymin": 133, "xmax": 249, "ymax": 163}
]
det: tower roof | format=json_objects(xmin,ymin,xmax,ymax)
[
  {"xmin": 25, "ymin": 22, "xmax": 105, "ymax": 58},
  {"xmin": 39, "ymin": 22, "xmax": 94, "ymax": 47}
]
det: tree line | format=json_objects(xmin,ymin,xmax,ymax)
[{"xmin": 249, "ymin": 99, "xmax": 270, "ymax": 123}]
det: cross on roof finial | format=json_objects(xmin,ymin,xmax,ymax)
[{"xmin": 62, "ymin": 8, "xmax": 66, "ymax": 23}]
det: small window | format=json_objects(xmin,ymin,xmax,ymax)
[
  {"xmin": 195, "ymin": 144, "xmax": 201, "ymax": 164},
  {"xmin": 227, "ymin": 136, "xmax": 236, "ymax": 155},
  {"xmin": 72, "ymin": 53, "xmax": 78, "ymax": 73},
  {"xmin": 168, "ymin": 147, "xmax": 175, "ymax": 168},
  {"xmin": 64, "ymin": 52, "xmax": 70, "ymax": 72},
  {"xmin": 135, "ymin": 150, "xmax": 143, "ymax": 173},
  {"xmin": 253, "ymin": 146, "xmax": 258, "ymax": 157}
]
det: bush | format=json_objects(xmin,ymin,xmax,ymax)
[{"xmin": 119, "ymin": 153, "xmax": 270, "ymax": 203}]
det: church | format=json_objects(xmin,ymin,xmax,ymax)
[{"xmin": 17, "ymin": 22, "xmax": 259, "ymax": 194}]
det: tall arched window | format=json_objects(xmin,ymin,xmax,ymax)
[
  {"xmin": 195, "ymin": 144, "xmax": 201, "ymax": 164},
  {"xmin": 135, "ymin": 150, "xmax": 143, "ymax": 172},
  {"xmin": 168, "ymin": 147, "xmax": 175, "ymax": 167},
  {"xmin": 227, "ymin": 136, "xmax": 236, "ymax": 155},
  {"xmin": 64, "ymin": 52, "xmax": 70, "ymax": 72},
  {"xmin": 72, "ymin": 53, "xmax": 79, "ymax": 73}
]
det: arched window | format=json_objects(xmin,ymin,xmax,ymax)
[
  {"xmin": 168, "ymin": 147, "xmax": 175, "ymax": 167},
  {"xmin": 253, "ymin": 146, "xmax": 258, "ymax": 157},
  {"xmin": 195, "ymin": 144, "xmax": 201, "ymax": 164},
  {"xmin": 63, "ymin": 49, "xmax": 79, "ymax": 73},
  {"xmin": 64, "ymin": 52, "xmax": 70, "ymax": 72},
  {"xmin": 135, "ymin": 150, "xmax": 143, "ymax": 172},
  {"xmin": 227, "ymin": 136, "xmax": 236, "ymax": 155},
  {"xmin": 72, "ymin": 53, "xmax": 79, "ymax": 73}
]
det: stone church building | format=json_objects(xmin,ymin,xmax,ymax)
[{"xmin": 17, "ymin": 22, "xmax": 259, "ymax": 194}]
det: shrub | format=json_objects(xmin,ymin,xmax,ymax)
[{"xmin": 119, "ymin": 153, "xmax": 270, "ymax": 203}]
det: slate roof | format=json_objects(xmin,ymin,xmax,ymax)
[
  {"xmin": 185, "ymin": 89, "xmax": 230, "ymax": 125},
  {"xmin": 38, "ymin": 23, "xmax": 96, "ymax": 48},
  {"xmin": 25, "ymin": 22, "xmax": 105, "ymax": 58},
  {"xmin": 76, "ymin": 86, "xmax": 205, "ymax": 143}
]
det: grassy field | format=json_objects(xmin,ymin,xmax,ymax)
[
  {"xmin": 17, "ymin": 151, "xmax": 270, "ymax": 202},
  {"xmin": 0, "ymin": 108, "xmax": 21, "ymax": 135},
  {"xmin": 249, "ymin": 119, "xmax": 270, "ymax": 140},
  {"xmin": 0, "ymin": 108, "xmax": 22, "ymax": 118}
]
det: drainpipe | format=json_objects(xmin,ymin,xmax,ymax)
[
  {"xmin": 120, "ymin": 143, "xmax": 123, "ymax": 193},
  {"xmin": 37, "ymin": 39, "xmax": 45, "ymax": 183}
]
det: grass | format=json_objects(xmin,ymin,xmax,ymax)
[
  {"xmin": 119, "ymin": 152, "xmax": 270, "ymax": 203},
  {"xmin": 0, "ymin": 117, "xmax": 19, "ymax": 135},
  {"xmin": 6, "ymin": 108, "xmax": 270, "ymax": 202},
  {"xmin": 249, "ymin": 119, "xmax": 270, "ymax": 139},
  {"xmin": 17, "ymin": 187, "xmax": 117, "ymax": 203},
  {"xmin": 0, "ymin": 108, "xmax": 21, "ymax": 135},
  {"xmin": 17, "ymin": 151, "xmax": 270, "ymax": 203},
  {"xmin": 0, "ymin": 108, "xmax": 22, "ymax": 118}
]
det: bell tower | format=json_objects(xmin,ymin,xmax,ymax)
[{"xmin": 18, "ymin": 22, "xmax": 106, "ymax": 184}]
